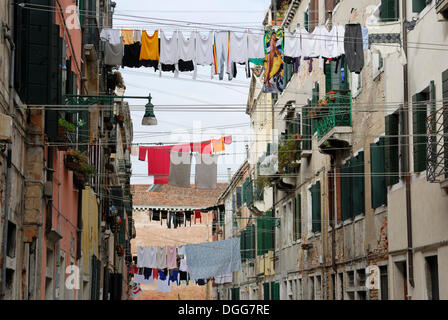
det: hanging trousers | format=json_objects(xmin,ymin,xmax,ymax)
[
  {"xmin": 344, "ymin": 24, "xmax": 364, "ymax": 74},
  {"xmin": 214, "ymin": 31, "xmax": 229, "ymax": 80},
  {"xmin": 167, "ymin": 211, "xmax": 177, "ymax": 229}
]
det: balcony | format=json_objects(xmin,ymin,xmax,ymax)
[
  {"xmin": 426, "ymin": 104, "xmax": 448, "ymax": 190},
  {"xmin": 313, "ymin": 92, "xmax": 353, "ymax": 153}
]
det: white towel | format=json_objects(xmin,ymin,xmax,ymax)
[
  {"xmin": 247, "ymin": 29, "xmax": 265, "ymax": 59},
  {"xmin": 159, "ymin": 30, "xmax": 179, "ymax": 77}
]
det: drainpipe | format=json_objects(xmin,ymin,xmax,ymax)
[
  {"xmin": 401, "ymin": 0, "xmax": 415, "ymax": 289},
  {"xmin": 1, "ymin": 21, "xmax": 15, "ymax": 300}
]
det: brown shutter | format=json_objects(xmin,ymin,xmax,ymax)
[
  {"xmin": 336, "ymin": 168, "xmax": 342, "ymax": 222},
  {"xmin": 310, "ymin": 0, "xmax": 319, "ymax": 32},
  {"xmin": 325, "ymin": 0, "xmax": 335, "ymax": 21}
]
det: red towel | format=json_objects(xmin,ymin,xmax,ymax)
[
  {"xmin": 138, "ymin": 146, "xmax": 149, "ymax": 161},
  {"xmin": 191, "ymin": 140, "xmax": 212, "ymax": 154},
  {"xmin": 152, "ymin": 268, "xmax": 158, "ymax": 279},
  {"xmin": 148, "ymin": 145, "xmax": 173, "ymax": 184}
]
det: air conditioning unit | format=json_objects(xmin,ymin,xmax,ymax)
[
  {"xmin": 0, "ymin": 113, "xmax": 12, "ymax": 142},
  {"xmin": 44, "ymin": 181, "xmax": 53, "ymax": 198}
]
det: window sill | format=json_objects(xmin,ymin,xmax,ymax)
[
  {"xmin": 354, "ymin": 214, "xmax": 365, "ymax": 222},
  {"xmin": 374, "ymin": 205, "xmax": 387, "ymax": 215},
  {"xmin": 343, "ymin": 218, "xmax": 353, "ymax": 226}
]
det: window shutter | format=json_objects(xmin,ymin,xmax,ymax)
[
  {"xmin": 294, "ymin": 194, "xmax": 302, "ymax": 240},
  {"xmin": 312, "ymin": 182, "xmax": 321, "ymax": 233},
  {"xmin": 413, "ymin": 93, "xmax": 428, "ymax": 173},
  {"xmin": 236, "ymin": 186, "xmax": 242, "ymax": 208},
  {"xmin": 340, "ymin": 161, "xmax": 352, "ymax": 220},
  {"xmin": 312, "ymin": 83, "xmax": 320, "ymax": 134},
  {"xmin": 385, "ymin": 113, "xmax": 399, "ymax": 186},
  {"xmin": 412, "ymin": 0, "xmax": 427, "ymax": 13},
  {"xmin": 371, "ymin": 137, "xmax": 387, "ymax": 209},
  {"xmin": 240, "ymin": 229, "xmax": 246, "ymax": 261},
  {"xmin": 380, "ymin": 0, "xmax": 399, "ymax": 22},
  {"xmin": 257, "ymin": 217, "xmax": 265, "ymax": 256},
  {"xmin": 272, "ymin": 282, "xmax": 280, "ymax": 300},
  {"xmin": 325, "ymin": 61, "xmax": 332, "ymax": 93},
  {"xmin": 263, "ymin": 283, "xmax": 270, "ymax": 300},
  {"xmin": 303, "ymin": 102, "xmax": 312, "ymax": 150},
  {"xmin": 265, "ymin": 211, "xmax": 273, "ymax": 253},
  {"xmin": 351, "ymin": 152, "xmax": 365, "ymax": 216}
]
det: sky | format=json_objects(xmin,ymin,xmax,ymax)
[{"xmin": 113, "ymin": 0, "xmax": 271, "ymax": 185}]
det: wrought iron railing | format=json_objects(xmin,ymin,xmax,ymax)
[
  {"xmin": 426, "ymin": 104, "xmax": 448, "ymax": 182},
  {"xmin": 313, "ymin": 92, "xmax": 352, "ymax": 140}
]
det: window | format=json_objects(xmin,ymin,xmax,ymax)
[
  {"xmin": 380, "ymin": 265, "xmax": 389, "ymax": 300},
  {"xmin": 270, "ymin": 282, "xmax": 280, "ymax": 300},
  {"xmin": 298, "ymin": 278, "xmax": 303, "ymax": 300},
  {"xmin": 340, "ymin": 152, "xmax": 365, "ymax": 221},
  {"xmin": 309, "ymin": 277, "xmax": 315, "ymax": 300},
  {"xmin": 257, "ymin": 211, "xmax": 274, "ymax": 256},
  {"xmin": 338, "ymin": 273, "xmax": 344, "ymax": 300},
  {"xmin": 413, "ymin": 91, "xmax": 429, "ymax": 173},
  {"xmin": 294, "ymin": 193, "xmax": 302, "ymax": 241},
  {"xmin": 394, "ymin": 261, "xmax": 408, "ymax": 300},
  {"xmin": 310, "ymin": 181, "xmax": 321, "ymax": 233},
  {"xmin": 425, "ymin": 255, "xmax": 439, "ymax": 300},
  {"xmin": 373, "ymin": 53, "xmax": 384, "ymax": 79},
  {"xmin": 324, "ymin": 59, "xmax": 350, "ymax": 93},
  {"xmin": 443, "ymin": 70, "xmax": 448, "ymax": 179},
  {"xmin": 385, "ymin": 112, "xmax": 400, "ymax": 186},
  {"xmin": 304, "ymin": 3, "xmax": 310, "ymax": 32},
  {"xmin": 331, "ymin": 274, "xmax": 336, "ymax": 300},
  {"xmin": 315, "ymin": 275, "xmax": 322, "ymax": 300},
  {"xmin": 380, "ymin": 0, "xmax": 399, "ymax": 22},
  {"xmin": 6, "ymin": 221, "xmax": 16, "ymax": 258},
  {"xmin": 413, "ymin": 0, "xmax": 429, "ymax": 13},
  {"xmin": 263, "ymin": 282, "xmax": 270, "ymax": 300},
  {"xmin": 351, "ymin": 72, "xmax": 362, "ymax": 98},
  {"xmin": 370, "ymin": 137, "xmax": 387, "ymax": 209}
]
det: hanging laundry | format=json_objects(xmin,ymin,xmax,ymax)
[
  {"xmin": 129, "ymin": 265, "xmax": 138, "ymax": 274},
  {"xmin": 140, "ymin": 30, "xmax": 159, "ymax": 64},
  {"xmin": 133, "ymin": 29, "xmax": 142, "ymax": 43},
  {"xmin": 194, "ymin": 209, "xmax": 202, "ymax": 224},
  {"xmin": 196, "ymin": 279, "xmax": 206, "ymax": 286},
  {"xmin": 176, "ymin": 211, "xmax": 184, "ymax": 227},
  {"xmin": 214, "ymin": 273, "xmax": 233, "ymax": 284},
  {"xmin": 121, "ymin": 29, "xmax": 134, "ymax": 45},
  {"xmin": 194, "ymin": 153, "xmax": 218, "ymax": 189},
  {"xmin": 168, "ymin": 269, "xmax": 180, "ymax": 286},
  {"xmin": 185, "ymin": 237, "xmax": 242, "ymax": 281},
  {"xmin": 152, "ymin": 209, "xmax": 160, "ymax": 221},
  {"xmin": 335, "ymin": 25, "xmax": 345, "ymax": 56},
  {"xmin": 100, "ymin": 28, "xmax": 122, "ymax": 45},
  {"xmin": 147, "ymin": 145, "xmax": 173, "ymax": 184},
  {"xmin": 367, "ymin": 22, "xmax": 406, "ymax": 65},
  {"xmin": 223, "ymin": 136, "xmax": 232, "ymax": 145},
  {"xmin": 167, "ymin": 211, "xmax": 178, "ymax": 229},
  {"xmin": 320, "ymin": 26, "xmax": 339, "ymax": 59},
  {"xmin": 229, "ymin": 31, "xmax": 249, "ymax": 78},
  {"xmin": 361, "ymin": 26, "xmax": 369, "ymax": 50},
  {"xmin": 157, "ymin": 271, "xmax": 171, "ymax": 293},
  {"xmin": 156, "ymin": 246, "xmax": 167, "ymax": 269},
  {"xmin": 179, "ymin": 271, "xmax": 189, "ymax": 284},
  {"xmin": 138, "ymin": 146, "xmax": 148, "ymax": 161},
  {"xmin": 129, "ymin": 281, "xmax": 142, "ymax": 299},
  {"xmin": 166, "ymin": 246, "xmax": 178, "ymax": 269},
  {"xmin": 211, "ymin": 138, "xmax": 225, "ymax": 153},
  {"xmin": 168, "ymin": 151, "xmax": 192, "ymax": 188},
  {"xmin": 284, "ymin": 29, "xmax": 302, "ymax": 58},
  {"xmin": 159, "ymin": 30, "xmax": 179, "ymax": 76},
  {"xmin": 191, "ymin": 140, "xmax": 212, "ymax": 154},
  {"xmin": 143, "ymin": 267, "xmax": 152, "ymax": 280},
  {"xmin": 184, "ymin": 210, "xmax": 193, "ymax": 226},
  {"xmin": 152, "ymin": 268, "xmax": 159, "ymax": 280},
  {"xmin": 247, "ymin": 29, "xmax": 265, "ymax": 62},
  {"xmin": 214, "ymin": 31, "xmax": 229, "ymax": 80},
  {"xmin": 122, "ymin": 42, "xmax": 144, "ymax": 68},
  {"xmin": 137, "ymin": 246, "xmax": 157, "ymax": 268},
  {"xmin": 178, "ymin": 31, "xmax": 196, "ymax": 75},
  {"xmin": 177, "ymin": 245, "xmax": 186, "ymax": 257},
  {"xmin": 104, "ymin": 41, "xmax": 124, "ymax": 66},
  {"xmin": 344, "ymin": 24, "xmax": 364, "ymax": 74},
  {"xmin": 179, "ymin": 257, "xmax": 188, "ymax": 272},
  {"xmin": 195, "ymin": 31, "xmax": 215, "ymax": 78},
  {"xmin": 263, "ymin": 29, "xmax": 284, "ymax": 93}
]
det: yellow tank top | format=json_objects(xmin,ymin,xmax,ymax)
[{"xmin": 140, "ymin": 30, "xmax": 159, "ymax": 61}]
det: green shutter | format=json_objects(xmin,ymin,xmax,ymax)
[
  {"xmin": 257, "ymin": 217, "xmax": 265, "ymax": 256},
  {"xmin": 294, "ymin": 194, "xmax": 302, "ymax": 240},
  {"xmin": 413, "ymin": 93, "xmax": 428, "ymax": 173},
  {"xmin": 312, "ymin": 182, "xmax": 321, "ymax": 233},
  {"xmin": 380, "ymin": 0, "xmax": 399, "ymax": 22},
  {"xmin": 340, "ymin": 161, "xmax": 352, "ymax": 220},
  {"xmin": 265, "ymin": 211, "xmax": 273, "ymax": 253},
  {"xmin": 412, "ymin": 0, "xmax": 427, "ymax": 13},
  {"xmin": 385, "ymin": 113, "xmax": 399, "ymax": 186},
  {"xmin": 263, "ymin": 283, "xmax": 270, "ymax": 300},
  {"xmin": 248, "ymin": 225, "xmax": 255, "ymax": 259},
  {"xmin": 352, "ymin": 152, "xmax": 365, "ymax": 216},
  {"xmin": 284, "ymin": 62, "xmax": 293, "ymax": 87},
  {"xmin": 325, "ymin": 61, "xmax": 332, "ymax": 93},
  {"xmin": 236, "ymin": 186, "xmax": 242, "ymax": 207},
  {"xmin": 240, "ymin": 229, "xmax": 246, "ymax": 261},
  {"xmin": 271, "ymin": 282, "xmax": 280, "ymax": 300},
  {"xmin": 371, "ymin": 137, "xmax": 387, "ymax": 209},
  {"xmin": 304, "ymin": 10, "xmax": 310, "ymax": 32},
  {"xmin": 312, "ymin": 83, "xmax": 320, "ymax": 134}
]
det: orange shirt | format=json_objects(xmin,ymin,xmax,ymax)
[
  {"xmin": 121, "ymin": 29, "xmax": 134, "ymax": 45},
  {"xmin": 140, "ymin": 30, "xmax": 159, "ymax": 61}
]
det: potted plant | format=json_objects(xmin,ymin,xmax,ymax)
[
  {"xmin": 65, "ymin": 148, "xmax": 84, "ymax": 171},
  {"xmin": 328, "ymin": 91, "xmax": 337, "ymax": 101}
]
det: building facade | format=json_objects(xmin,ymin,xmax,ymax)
[
  {"xmin": 217, "ymin": 0, "xmax": 448, "ymax": 300},
  {"xmin": 0, "ymin": 0, "xmax": 134, "ymax": 300}
]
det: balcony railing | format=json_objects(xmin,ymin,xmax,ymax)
[
  {"xmin": 313, "ymin": 92, "xmax": 352, "ymax": 140},
  {"xmin": 426, "ymin": 104, "xmax": 448, "ymax": 183}
]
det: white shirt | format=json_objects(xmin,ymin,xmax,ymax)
[
  {"xmin": 100, "ymin": 28, "xmax": 122, "ymax": 45},
  {"xmin": 159, "ymin": 30, "xmax": 179, "ymax": 65},
  {"xmin": 178, "ymin": 31, "xmax": 196, "ymax": 61},
  {"xmin": 229, "ymin": 31, "xmax": 248, "ymax": 64},
  {"xmin": 247, "ymin": 29, "xmax": 265, "ymax": 59},
  {"xmin": 335, "ymin": 25, "xmax": 345, "ymax": 56},
  {"xmin": 284, "ymin": 29, "xmax": 302, "ymax": 58},
  {"xmin": 321, "ymin": 26, "xmax": 339, "ymax": 58}
]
